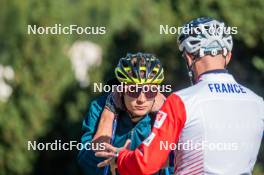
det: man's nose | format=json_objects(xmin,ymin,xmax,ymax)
[{"xmin": 136, "ymin": 92, "xmax": 147, "ymax": 103}]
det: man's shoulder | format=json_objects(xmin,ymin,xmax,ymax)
[
  {"xmin": 162, "ymin": 85, "xmax": 202, "ymax": 109},
  {"xmin": 173, "ymin": 82, "xmax": 207, "ymax": 101},
  {"xmin": 238, "ymin": 84, "xmax": 263, "ymax": 100}
]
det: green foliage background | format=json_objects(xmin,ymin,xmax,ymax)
[{"xmin": 0, "ymin": 0, "xmax": 263, "ymax": 174}]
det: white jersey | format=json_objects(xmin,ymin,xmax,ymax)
[
  {"xmin": 174, "ymin": 72, "xmax": 264, "ymax": 174},
  {"xmin": 117, "ymin": 71, "xmax": 264, "ymax": 175}
]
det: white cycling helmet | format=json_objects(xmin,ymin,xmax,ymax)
[{"xmin": 178, "ymin": 17, "xmax": 233, "ymax": 57}]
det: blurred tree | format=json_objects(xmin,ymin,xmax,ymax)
[{"xmin": 0, "ymin": 0, "xmax": 263, "ymax": 174}]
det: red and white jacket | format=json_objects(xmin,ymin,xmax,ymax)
[{"xmin": 117, "ymin": 71, "xmax": 264, "ymax": 175}]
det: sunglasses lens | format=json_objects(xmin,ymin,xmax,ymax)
[
  {"xmin": 145, "ymin": 91, "xmax": 158, "ymax": 98},
  {"xmin": 145, "ymin": 85, "xmax": 158, "ymax": 98},
  {"xmin": 125, "ymin": 85, "xmax": 141, "ymax": 98},
  {"xmin": 126, "ymin": 91, "xmax": 141, "ymax": 98}
]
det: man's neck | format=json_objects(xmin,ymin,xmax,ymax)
[
  {"xmin": 193, "ymin": 55, "xmax": 227, "ymax": 79},
  {"xmin": 198, "ymin": 69, "xmax": 227, "ymax": 77}
]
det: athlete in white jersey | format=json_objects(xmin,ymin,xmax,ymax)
[{"xmin": 95, "ymin": 17, "xmax": 264, "ymax": 175}]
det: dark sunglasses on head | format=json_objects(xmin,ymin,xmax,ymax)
[{"xmin": 125, "ymin": 85, "xmax": 158, "ymax": 98}]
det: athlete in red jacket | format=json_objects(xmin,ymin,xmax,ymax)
[{"xmin": 95, "ymin": 17, "xmax": 264, "ymax": 175}]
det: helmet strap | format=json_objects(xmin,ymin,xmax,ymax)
[
  {"xmin": 183, "ymin": 53, "xmax": 197, "ymax": 85},
  {"xmin": 222, "ymin": 47, "xmax": 228, "ymax": 69},
  {"xmin": 224, "ymin": 54, "xmax": 227, "ymax": 69},
  {"xmin": 150, "ymin": 98, "xmax": 156, "ymax": 112}
]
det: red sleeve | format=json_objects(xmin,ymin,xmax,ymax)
[{"xmin": 117, "ymin": 93, "xmax": 187, "ymax": 175}]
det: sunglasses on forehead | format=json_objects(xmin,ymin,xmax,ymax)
[{"xmin": 124, "ymin": 85, "xmax": 159, "ymax": 98}]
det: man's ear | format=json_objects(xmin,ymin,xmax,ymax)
[
  {"xmin": 184, "ymin": 52, "xmax": 194, "ymax": 67},
  {"xmin": 225, "ymin": 52, "xmax": 232, "ymax": 65}
]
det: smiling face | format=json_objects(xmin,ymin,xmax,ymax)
[{"xmin": 123, "ymin": 85, "xmax": 157, "ymax": 118}]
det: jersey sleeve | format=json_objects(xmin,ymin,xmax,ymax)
[
  {"xmin": 260, "ymin": 98, "xmax": 264, "ymax": 129},
  {"xmin": 116, "ymin": 93, "xmax": 187, "ymax": 175}
]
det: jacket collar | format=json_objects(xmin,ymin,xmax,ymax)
[{"xmin": 197, "ymin": 69, "xmax": 235, "ymax": 83}]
